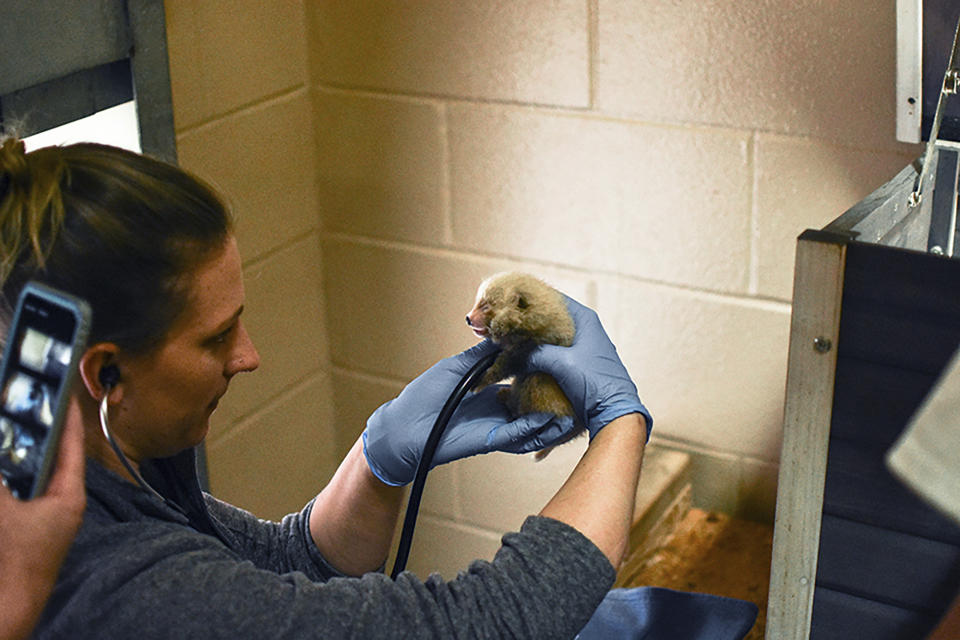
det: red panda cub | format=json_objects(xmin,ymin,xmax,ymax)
[{"xmin": 465, "ymin": 272, "xmax": 583, "ymax": 459}]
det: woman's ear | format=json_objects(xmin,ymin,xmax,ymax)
[{"xmin": 77, "ymin": 343, "xmax": 122, "ymax": 402}]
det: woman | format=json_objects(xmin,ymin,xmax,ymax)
[{"xmin": 0, "ymin": 137, "xmax": 651, "ymax": 639}]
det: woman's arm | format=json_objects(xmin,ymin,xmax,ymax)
[
  {"xmin": 540, "ymin": 412, "xmax": 646, "ymax": 567},
  {"xmin": 307, "ymin": 410, "xmax": 647, "ymax": 578},
  {"xmin": 308, "ymin": 436, "xmax": 406, "ymax": 576}
]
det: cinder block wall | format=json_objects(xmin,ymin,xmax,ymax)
[
  {"xmin": 165, "ymin": 1, "xmax": 920, "ymax": 579},
  {"xmin": 306, "ymin": 1, "xmax": 918, "ymax": 579},
  {"xmin": 165, "ymin": 1, "xmax": 337, "ymax": 521}
]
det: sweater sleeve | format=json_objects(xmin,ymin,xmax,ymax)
[
  {"xmin": 202, "ymin": 493, "xmax": 347, "ymax": 581},
  {"xmin": 39, "ymin": 515, "xmax": 614, "ymax": 640}
]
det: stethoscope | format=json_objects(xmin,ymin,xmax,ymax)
[{"xmin": 98, "ymin": 374, "xmax": 184, "ymax": 515}]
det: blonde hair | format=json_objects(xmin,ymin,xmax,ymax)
[
  {"xmin": 0, "ymin": 138, "xmax": 66, "ymax": 285},
  {"xmin": 0, "ymin": 136, "xmax": 232, "ymax": 352}
]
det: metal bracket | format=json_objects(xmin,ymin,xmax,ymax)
[{"xmin": 910, "ymin": 16, "xmax": 960, "ymax": 209}]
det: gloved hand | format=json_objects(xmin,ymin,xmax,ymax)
[
  {"xmin": 362, "ymin": 340, "xmax": 579, "ymax": 486},
  {"xmin": 527, "ymin": 296, "xmax": 651, "ymax": 440}
]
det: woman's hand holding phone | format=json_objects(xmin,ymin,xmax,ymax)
[{"xmin": 0, "ymin": 401, "xmax": 86, "ymax": 640}]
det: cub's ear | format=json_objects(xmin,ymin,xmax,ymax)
[{"xmin": 515, "ymin": 292, "xmax": 529, "ymax": 309}]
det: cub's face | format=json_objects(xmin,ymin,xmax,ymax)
[
  {"xmin": 465, "ymin": 276, "xmax": 532, "ymax": 343},
  {"xmin": 465, "ymin": 295, "xmax": 493, "ymax": 339}
]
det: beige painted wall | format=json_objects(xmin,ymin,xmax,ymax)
[{"xmin": 166, "ymin": 1, "xmax": 919, "ymax": 578}]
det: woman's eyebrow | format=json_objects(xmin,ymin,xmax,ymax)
[{"xmin": 211, "ymin": 305, "xmax": 244, "ymax": 333}]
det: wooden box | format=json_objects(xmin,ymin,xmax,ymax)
[{"xmin": 766, "ymin": 155, "xmax": 960, "ymax": 639}]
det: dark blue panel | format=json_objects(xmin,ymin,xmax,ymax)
[
  {"xmin": 836, "ymin": 302, "xmax": 960, "ymax": 376},
  {"xmin": 816, "ymin": 515, "xmax": 960, "ymax": 613},
  {"xmin": 841, "ymin": 242, "xmax": 960, "ymax": 327},
  {"xmin": 829, "ymin": 359, "xmax": 935, "ymax": 448},
  {"xmin": 811, "ymin": 587, "xmax": 935, "ymax": 640},
  {"xmin": 823, "ymin": 440, "xmax": 960, "ymax": 545}
]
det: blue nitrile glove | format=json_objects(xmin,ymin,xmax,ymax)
[
  {"xmin": 362, "ymin": 340, "xmax": 579, "ymax": 486},
  {"xmin": 527, "ymin": 296, "xmax": 652, "ymax": 440}
]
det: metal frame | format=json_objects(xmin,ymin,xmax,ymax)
[
  {"xmin": 0, "ymin": 0, "xmax": 176, "ymax": 162},
  {"xmin": 897, "ymin": 0, "xmax": 923, "ymax": 144}
]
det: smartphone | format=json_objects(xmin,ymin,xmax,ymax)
[{"xmin": 0, "ymin": 282, "xmax": 91, "ymax": 499}]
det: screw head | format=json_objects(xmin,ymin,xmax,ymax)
[{"xmin": 813, "ymin": 337, "xmax": 832, "ymax": 353}]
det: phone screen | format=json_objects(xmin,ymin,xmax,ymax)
[{"xmin": 0, "ymin": 286, "xmax": 88, "ymax": 499}]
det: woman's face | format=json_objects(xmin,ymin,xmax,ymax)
[{"xmin": 111, "ymin": 236, "xmax": 260, "ymax": 460}]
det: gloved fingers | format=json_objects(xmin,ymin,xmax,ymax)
[
  {"xmin": 421, "ymin": 386, "xmax": 513, "ymax": 467},
  {"xmin": 450, "ymin": 385, "xmax": 512, "ymax": 419},
  {"xmin": 525, "ymin": 299, "xmax": 616, "ymax": 377},
  {"xmin": 525, "ymin": 344, "xmax": 580, "ymax": 383},
  {"xmin": 520, "ymin": 346, "xmax": 593, "ymax": 421},
  {"xmin": 487, "ymin": 413, "xmax": 579, "ymax": 454},
  {"xmin": 559, "ymin": 294, "xmax": 605, "ymax": 345},
  {"xmin": 445, "ymin": 338, "xmax": 500, "ymax": 376},
  {"xmin": 371, "ymin": 339, "xmax": 500, "ymax": 424},
  {"xmin": 398, "ymin": 339, "xmax": 499, "ymax": 397}
]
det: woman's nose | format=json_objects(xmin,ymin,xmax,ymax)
[{"xmin": 227, "ymin": 321, "xmax": 260, "ymax": 376}]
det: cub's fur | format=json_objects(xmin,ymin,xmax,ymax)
[{"xmin": 465, "ymin": 272, "xmax": 583, "ymax": 458}]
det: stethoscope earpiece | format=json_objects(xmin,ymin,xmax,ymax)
[{"xmin": 99, "ymin": 365, "xmax": 120, "ymax": 390}]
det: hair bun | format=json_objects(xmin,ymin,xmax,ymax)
[
  {"xmin": 0, "ymin": 138, "xmax": 28, "ymax": 196},
  {"xmin": 0, "ymin": 137, "xmax": 27, "ymax": 170}
]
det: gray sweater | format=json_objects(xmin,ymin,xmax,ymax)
[{"xmin": 33, "ymin": 449, "xmax": 615, "ymax": 639}]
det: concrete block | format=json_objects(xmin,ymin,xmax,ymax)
[
  {"xmin": 455, "ymin": 442, "xmax": 587, "ymax": 533},
  {"xmin": 207, "ymin": 373, "xmax": 336, "ymax": 521},
  {"xmin": 615, "ymin": 281, "xmax": 791, "ymax": 460},
  {"xmin": 448, "ymin": 104, "xmax": 752, "ymax": 293},
  {"xmin": 307, "ymin": 1, "xmax": 589, "ymax": 107},
  {"xmin": 217, "ymin": 235, "xmax": 328, "ymax": 425},
  {"xmin": 330, "ymin": 369, "xmax": 403, "ymax": 463},
  {"xmin": 736, "ymin": 457, "xmax": 780, "ymax": 524},
  {"xmin": 166, "ymin": 0, "xmax": 308, "ymax": 129},
  {"xmin": 596, "ymin": 0, "xmax": 912, "ymax": 149},
  {"xmin": 754, "ymin": 136, "xmax": 918, "ymax": 300},
  {"xmin": 403, "ymin": 515, "xmax": 503, "ymax": 581},
  {"xmin": 322, "ymin": 239, "xmax": 496, "ymax": 379},
  {"xmin": 314, "ymin": 90, "xmax": 447, "ymax": 245},
  {"xmin": 177, "ymin": 92, "xmax": 319, "ymax": 262}
]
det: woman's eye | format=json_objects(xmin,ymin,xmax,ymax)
[{"xmin": 212, "ymin": 325, "xmax": 235, "ymax": 344}]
